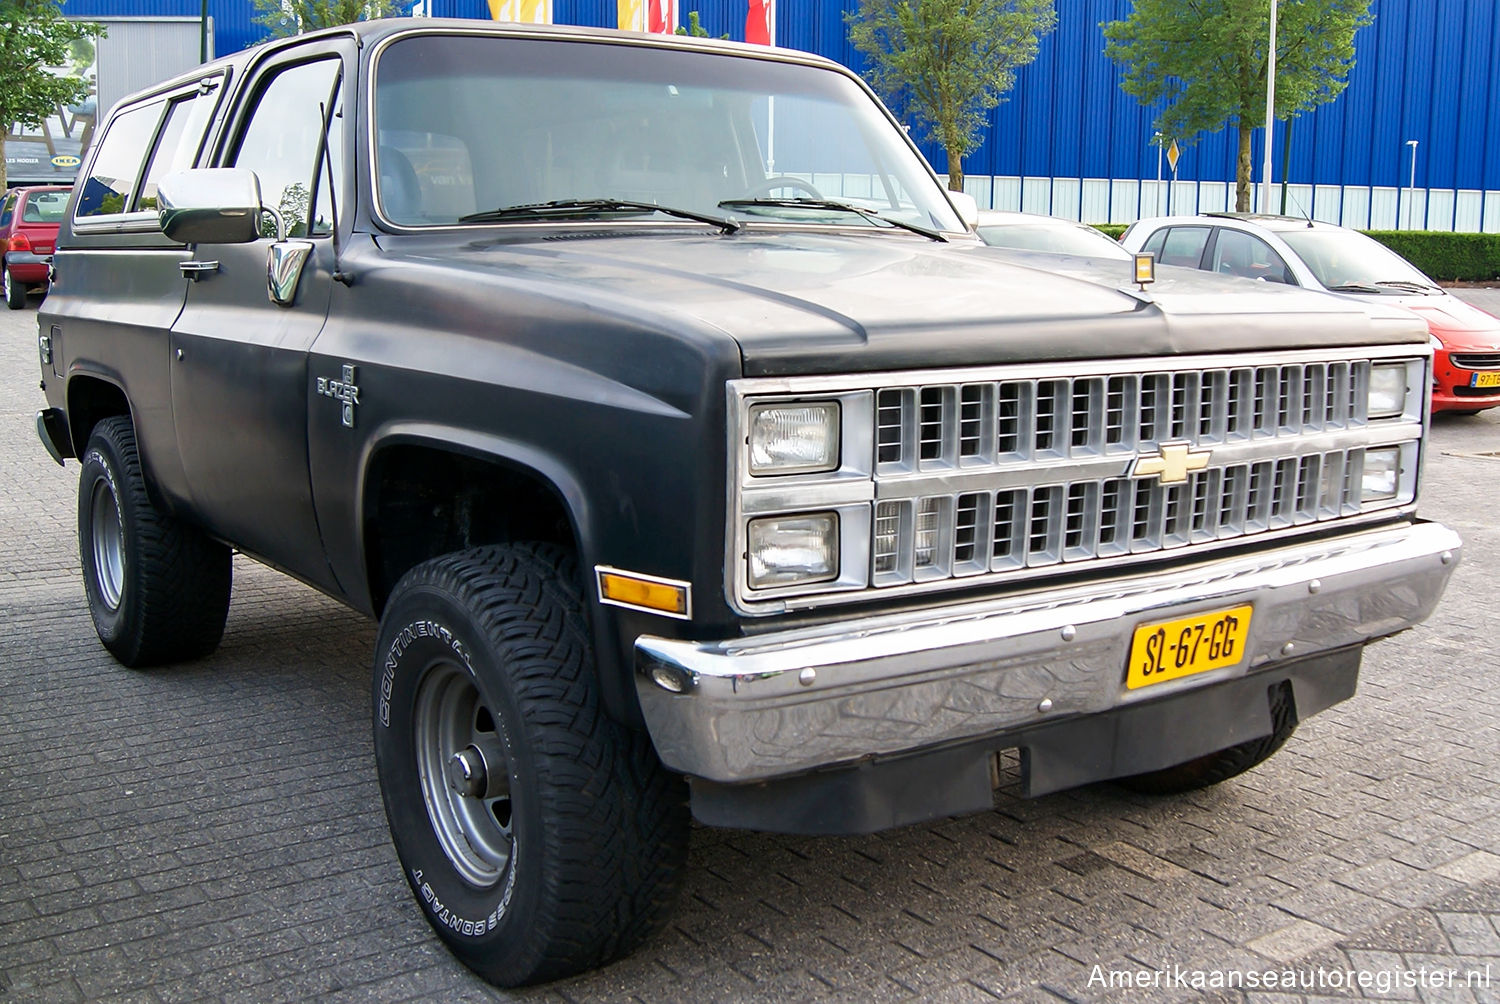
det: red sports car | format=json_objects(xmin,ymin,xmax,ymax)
[{"xmin": 1, "ymin": 186, "xmax": 70, "ymax": 309}]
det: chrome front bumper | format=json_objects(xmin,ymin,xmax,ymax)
[{"xmin": 636, "ymin": 521, "xmax": 1460, "ymax": 783}]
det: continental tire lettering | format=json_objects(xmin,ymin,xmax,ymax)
[
  {"xmin": 409, "ymin": 842, "xmax": 516, "ymax": 938},
  {"xmin": 378, "ymin": 618, "xmax": 473, "ymax": 728}
]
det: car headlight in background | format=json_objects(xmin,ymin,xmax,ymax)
[
  {"xmin": 1361, "ymin": 447, "xmax": 1401, "ymax": 503},
  {"xmin": 749, "ymin": 402, "xmax": 840, "ymax": 475},
  {"xmin": 747, "ymin": 513, "xmax": 838, "ymax": 587},
  {"xmin": 1367, "ymin": 363, "xmax": 1408, "ymax": 418}
]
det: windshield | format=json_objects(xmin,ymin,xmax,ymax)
[
  {"xmin": 373, "ymin": 35, "xmax": 964, "ymax": 233},
  {"xmin": 975, "ymin": 222, "xmax": 1129, "ymax": 259},
  {"xmin": 1278, "ymin": 228, "xmax": 1435, "ymax": 289}
]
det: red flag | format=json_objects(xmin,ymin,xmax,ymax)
[
  {"xmin": 648, "ymin": 0, "xmax": 677, "ymax": 33},
  {"xmin": 745, "ymin": 0, "xmax": 773, "ymax": 45}
]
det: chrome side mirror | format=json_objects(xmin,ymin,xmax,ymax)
[{"xmin": 159, "ymin": 169, "xmax": 265, "ymax": 244}]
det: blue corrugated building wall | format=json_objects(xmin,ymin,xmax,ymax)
[{"xmin": 58, "ymin": 0, "xmax": 1500, "ymax": 229}]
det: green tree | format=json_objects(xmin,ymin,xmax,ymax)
[
  {"xmin": 848, "ymin": 0, "xmax": 1057, "ymax": 191},
  {"xmin": 0, "ymin": 0, "xmax": 100, "ymax": 191},
  {"xmin": 675, "ymin": 11, "xmax": 726, "ymax": 38},
  {"xmin": 1103, "ymin": 0, "xmax": 1372, "ymax": 213},
  {"xmin": 253, "ymin": 0, "xmax": 408, "ymax": 38}
]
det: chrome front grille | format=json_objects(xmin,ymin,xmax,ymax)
[
  {"xmin": 872, "ymin": 450, "xmax": 1367, "ymax": 584},
  {"xmin": 730, "ymin": 349, "xmax": 1425, "ymax": 612},
  {"xmin": 874, "ymin": 361, "xmax": 1368, "ymax": 471}
]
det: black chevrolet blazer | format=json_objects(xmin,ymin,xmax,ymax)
[{"xmin": 35, "ymin": 18, "xmax": 1459, "ymax": 987}]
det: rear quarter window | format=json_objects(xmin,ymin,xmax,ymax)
[{"xmin": 75, "ymin": 102, "xmax": 163, "ymax": 218}]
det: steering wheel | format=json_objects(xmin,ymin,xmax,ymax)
[{"xmin": 747, "ymin": 176, "xmax": 824, "ymax": 200}]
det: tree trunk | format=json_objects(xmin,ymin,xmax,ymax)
[
  {"xmin": 945, "ymin": 141, "xmax": 964, "ymax": 192},
  {"xmin": 0, "ymin": 135, "xmax": 8, "ymax": 194},
  {"xmin": 1236, "ymin": 124, "xmax": 1253, "ymax": 212}
]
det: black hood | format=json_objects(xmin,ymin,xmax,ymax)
[{"xmin": 377, "ymin": 228, "xmax": 1429, "ymax": 377}]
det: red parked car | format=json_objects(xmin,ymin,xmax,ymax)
[{"xmin": 1, "ymin": 186, "xmax": 70, "ymax": 309}]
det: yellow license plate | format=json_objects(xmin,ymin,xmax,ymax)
[
  {"xmin": 1126, "ymin": 605, "xmax": 1252, "ymax": 690},
  {"xmin": 1470, "ymin": 372, "xmax": 1500, "ymax": 389}
]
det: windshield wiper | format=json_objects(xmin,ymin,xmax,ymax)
[
  {"xmin": 458, "ymin": 199, "xmax": 739, "ymax": 234},
  {"xmin": 1374, "ymin": 279, "xmax": 1442, "ymax": 293},
  {"xmin": 716, "ymin": 197, "xmax": 948, "ymax": 242},
  {"xmin": 1326, "ymin": 282, "xmax": 1390, "ymax": 294}
]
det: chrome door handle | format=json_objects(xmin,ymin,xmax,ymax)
[{"xmin": 180, "ymin": 260, "xmax": 219, "ymax": 280}]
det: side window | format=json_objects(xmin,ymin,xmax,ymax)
[
  {"xmin": 231, "ymin": 58, "xmax": 342, "ymax": 239},
  {"xmin": 1140, "ymin": 228, "xmax": 1167, "ymax": 258},
  {"xmin": 76, "ymin": 101, "xmax": 164, "ymax": 218},
  {"xmin": 137, "ymin": 86, "xmax": 221, "ymax": 211},
  {"xmin": 1211, "ymin": 229, "xmax": 1294, "ymax": 284},
  {"xmin": 1157, "ymin": 226, "xmax": 1210, "ymax": 268},
  {"xmin": 0, "ymin": 193, "xmax": 15, "ymax": 227}
]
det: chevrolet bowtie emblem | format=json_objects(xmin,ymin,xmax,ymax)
[{"xmin": 1132, "ymin": 443, "xmax": 1212, "ymax": 484}]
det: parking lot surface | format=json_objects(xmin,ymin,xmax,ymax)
[{"xmin": 2, "ymin": 292, "xmax": 1499, "ymax": 1003}]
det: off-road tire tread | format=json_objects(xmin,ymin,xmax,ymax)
[
  {"xmin": 81, "ymin": 416, "xmax": 232, "ymax": 667},
  {"xmin": 1117, "ymin": 683, "xmax": 1297, "ymax": 795},
  {"xmin": 398, "ymin": 543, "xmax": 687, "ymax": 985}
]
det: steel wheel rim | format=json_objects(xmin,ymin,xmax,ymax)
[
  {"xmin": 414, "ymin": 661, "xmax": 514, "ymax": 887},
  {"xmin": 90, "ymin": 478, "xmax": 124, "ymax": 610}
]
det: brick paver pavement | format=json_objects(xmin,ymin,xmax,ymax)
[{"xmin": 2, "ymin": 291, "xmax": 1498, "ymax": 1003}]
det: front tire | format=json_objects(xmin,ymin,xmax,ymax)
[
  {"xmin": 4, "ymin": 268, "xmax": 25, "ymax": 309},
  {"xmin": 373, "ymin": 544, "xmax": 688, "ymax": 987},
  {"xmin": 77, "ymin": 416, "xmax": 232, "ymax": 667}
]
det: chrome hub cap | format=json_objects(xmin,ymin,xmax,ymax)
[
  {"xmin": 414, "ymin": 663, "xmax": 513, "ymax": 887},
  {"xmin": 90, "ymin": 478, "xmax": 124, "ymax": 610}
]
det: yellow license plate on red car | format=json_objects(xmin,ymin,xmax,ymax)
[
  {"xmin": 1470, "ymin": 372, "xmax": 1500, "ymax": 389},
  {"xmin": 1126, "ymin": 605, "xmax": 1252, "ymax": 690}
]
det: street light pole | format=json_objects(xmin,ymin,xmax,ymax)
[
  {"xmin": 1405, "ymin": 139, "xmax": 1419, "ymax": 230},
  {"xmin": 1259, "ymin": 0, "xmax": 1279, "ymax": 214},
  {"xmin": 1154, "ymin": 131, "xmax": 1163, "ymax": 216}
]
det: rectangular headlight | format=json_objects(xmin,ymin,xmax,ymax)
[
  {"xmin": 747, "ymin": 513, "xmax": 838, "ymax": 588},
  {"xmin": 749, "ymin": 402, "xmax": 840, "ymax": 475},
  {"xmin": 1368, "ymin": 363, "xmax": 1408, "ymax": 418},
  {"xmin": 1361, "ymin": 447, "xmax": 1401, "ymax": 502}
]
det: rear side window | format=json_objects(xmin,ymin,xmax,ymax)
[
  {"xmin": 1157, "ymin": 226, "xmax": 1210, "ymax": 268},
  {"xmin": 75, "ymin": 102, "xmax": 163, "ymax": 218}
]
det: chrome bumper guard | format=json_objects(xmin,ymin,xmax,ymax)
[{"xmin": 636, "ymin": 521, "xmax": 1460, "ymax": 783}]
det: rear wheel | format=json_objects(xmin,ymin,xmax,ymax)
[
  {"xmin": 1116, "ymin": 683, "xmax": 1297, "ymax": 795},
  {"xmin": 373, "ymin": 543, "xmax": 688, "ymax": 987},
  {"xmin": 77, "ymin": 416, "xmax": 232, "ymax": 666},
  {"xmin": 4, "ymin": 268, "xmax": 25, "ymax": 309}
]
